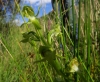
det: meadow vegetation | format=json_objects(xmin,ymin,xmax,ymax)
[{"xmin": 0, "ymin": 0, "xmax": 100, "ymax": 82}]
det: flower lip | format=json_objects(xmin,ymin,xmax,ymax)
[
  {"xmin": 70, "ymin": 64, "xmax": 79, "ymax": 72},
  {"xmin": 69, "ymin": 57, "xmax": 79, "ymax": 73}
]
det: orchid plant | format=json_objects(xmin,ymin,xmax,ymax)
[{"xmin": 21, "ymin": 5, "xmax": 79, "ymax": 81}]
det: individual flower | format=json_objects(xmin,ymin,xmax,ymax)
[{"xmin": 69, "ymin": 57, "xmax": 79, "ymax": 73}]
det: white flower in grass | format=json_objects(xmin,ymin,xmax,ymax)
[
  {"xmin": 70, "ymin": 63, "xmax": 79, "ymax": 72},
  {"xmin": 69, "ymin": 57, "xmax": 79, "ymax": 73}
]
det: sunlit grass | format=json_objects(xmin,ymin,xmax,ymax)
[{"xmin": 0, "ymin": 0, "xmax": 100, "ymax": 82}]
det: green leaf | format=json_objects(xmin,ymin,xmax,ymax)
[
  {"xmin": 21, "ymin": 31, "xmax": 40, "ymax": 44},
  {"xmin": 21, "ymin": 38, "xmax": 29, "ymax": 43},
  {"xmin": 39, "ymin": 45, "xmax": 50, "ymax": 57},
  {"xmin": 21, "ymin": 21, "xmax": 32, "ymax": 27},
  {"xmin": 22, "ymin": 32, "xmax": 29, "ymax": 38},
  {"xmin": 28, "ymin": 31, "xmax": 40, "ymax": 41},
  {"xmin": 22, "ymin": 6, "xmax": 35, "ymax": 17},
  {"xmin": 39, "ymin": 45, "xmax": 56, "ymax": 60},
  {"xmin": 29, "ymin": 40, "xmax": 35, "ymax": 46},
  {"xmin": 39, "ymin": 45, "xmax": 65, "ymax": 76}
]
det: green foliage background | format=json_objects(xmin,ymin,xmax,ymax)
[{"xmin": 0, "ymin": 0, "xmax": 100, "ymax": 82}]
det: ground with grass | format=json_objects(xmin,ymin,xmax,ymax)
[{"xmin": 0, "ymin": 0, "xmax": 100, "ymax": 82}]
